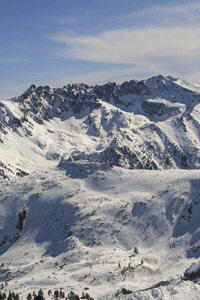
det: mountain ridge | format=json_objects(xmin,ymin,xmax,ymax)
[
  {"xmin": 1, "ymin": 74, "xmax": 200, "ymax": 180},
  {"xmin": 1, "ymin": 75, "xmax": 200, "ymax": 299}
]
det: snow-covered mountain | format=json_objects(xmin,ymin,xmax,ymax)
[{"xmin": 0, "ymin": 75, "xmax": 200, "ymax": 299}]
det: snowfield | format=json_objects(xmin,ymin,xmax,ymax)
[
  {"xmin": 1, "ymin": 168, "xmax": 200, "ymax": 299},
  {"xmin": 0, "ymin": 75, "xmax": 200, "ymax": 299}
]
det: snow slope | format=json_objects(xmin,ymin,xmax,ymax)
[
  {"xmin": 0, "ymin": 75, "xmax": 200, "ymax": 299},
  {"xmin": 1, "ymin": 168, "xmax": 200, "ymax": 299}
]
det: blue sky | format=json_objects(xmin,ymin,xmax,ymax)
[{"xmin": 1, "ymin": 0, "xmax": 200, "ymax": 99}]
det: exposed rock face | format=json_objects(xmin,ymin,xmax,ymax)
[
  {"xmin": 141, "ymin": 100, "xmax": 181, "ymax": 118},
  {"xmin": 1, "ymin": 75, "xmax": 200, "ymax": 179},
  {"xmin": 1, "ymin": 76, "xmax": 200, "ymax": 299}
]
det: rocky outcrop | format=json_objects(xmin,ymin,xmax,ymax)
[{"xmin": 1, "ymin": 75, "xmax": 200, "ymax": 177}]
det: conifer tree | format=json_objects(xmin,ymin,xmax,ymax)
[
  {"xmin": 7, "ymin": 291, "xmax": 12, "ymax": 300},
  {"xmin": 54, "ymin": 290, "xmax": 59, "ymax": 300},
  {"xmin": 27, "ymin": 293, "xmax": 32, "ymax": 300},
  {"xmin": 38, "ymin": 289, "xmax": 44, "ymax": 296}
]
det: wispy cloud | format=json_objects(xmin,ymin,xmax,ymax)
[
  {"xmin": 50, "ymin": 25, "xmax": 200, "ymax": 67},
  {"xmin": 58, "ymin": 17, "xmax": 78, "ymax": 25},
  {"xmin": 48, "ymin": 1, "xmax": 200, "ymax": 83},
  {"xmin": 44, "ymin": 66, "xmax": 151, "ymax": 87},
  {"xmin": 116, "ymin": 1, "xmax": 200, "ymax": 26}
]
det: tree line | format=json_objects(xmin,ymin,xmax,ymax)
[{"xmin": 0, "ymin": 289, "xmax": 94, "ymax": 300}]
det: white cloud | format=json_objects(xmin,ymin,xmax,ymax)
[
  {"xmin": 47, "ymin": 1, "xmax": 200, "ymax": 85},
  {"xmin": 50, "ymin": 26, "xmax": 200, "ymax": 67},
  {"xmin": 48, "ymin": 15, "xmax": 200, "ymax": 85},
  {"xmin": 117, "ymin": 1, "xmax": 200, "ymax": 25}
]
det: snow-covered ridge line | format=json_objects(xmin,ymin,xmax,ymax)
[
  {"xmin": 1, "ymin": 75, "xmax": 200, "ymax": 299},
  {"xmin": 1, "ymin": 74, "xmax": 200, "ymax": 179}
]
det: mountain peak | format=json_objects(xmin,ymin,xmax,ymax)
[
  {"xmin": 1, "ymin": 75, "xmax": 200, "ymax": 299},
  {"xmin": 0, "ymin": 74, "xmax": 200, "ymax": 180},
  {"xmin": 23, "ymin": 83, "xmax": 36, "ymax": 95}
]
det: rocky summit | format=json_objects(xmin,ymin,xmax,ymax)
[
  {"xmin": 1, "ymin": 75, "xmax": 200, "ymax": 299},
  {"xmin": 1, "ymin": 75, "xmax": 200, "ymax": 179}
]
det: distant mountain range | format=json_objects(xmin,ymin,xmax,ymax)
[{"xmin": 0, "ymin": 75, "xmax": 200, "ymax": 299}]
